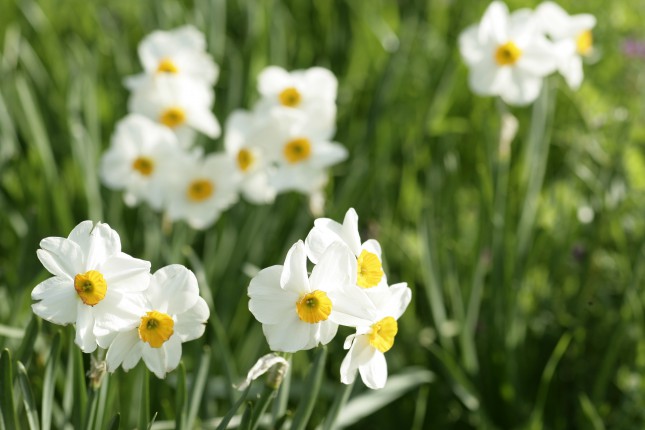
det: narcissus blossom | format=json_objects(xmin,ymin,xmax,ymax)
[
  {"xmin": 248, "ymin": 241, "xmax": 372, "ymax": 353},
  {"xmin": 340, "ymin": 282, "xmax": 412, "ymax": 389},
  {"xmin": 32, "ymin": 221, "xmax": 150, "ymax": 353},
  {"xmin": 99, "ymin": 265, "xmax": 209, "ymax": 379},
  {"xmin": 100, "ymin": 114, "xmax": 182, "ymax": 210},
  {"xmin": 224, "ymin": 110, "xmax": 277, "ymax": 204},
  {"xmin": 306, "ymin": 208, "xmax": 387, "ymax": 290},
  {"xmin": 129, "ymin": 75, "xmax": 220, "ymax": 146},
  {"xmin": 165, "ymin": 152, "xmax": 240, "ymax": 229},
  {"xmin": 535, "ymin": 2, "xmax": 596, "ymax": 90},
  {"xmin": 125, "ymin": 25, "xmax": 219, "ymax": 90},
  {"xmin": 458, "ymin": 1, "xmax": 558, "ymax": 105}
]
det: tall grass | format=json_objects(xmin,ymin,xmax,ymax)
[{"xmin": 1, "ymin": 0, "xmax": 645, "ymax": 428}]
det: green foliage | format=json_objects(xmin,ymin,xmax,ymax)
[{"xmin": 1, "ymin": 0, "xmax": 644, "ymax": 428}]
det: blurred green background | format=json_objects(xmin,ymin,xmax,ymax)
[{"xmin": 1, "ymin": 0, "xmax": 645, "ymax": 428}]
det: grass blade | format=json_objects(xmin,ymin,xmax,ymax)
[
  {"xmin": 138, "ymin": 367, "xmax": 150, "ymax": 430},
  {"xmin": 175, "ymin": 362, "xmax": 187, "ymax": 430},
  {"xmin": 16, "ymin": 361, "xmax": 40, "ymax": 430},
  {"xmin": 0, "ymin": 349, "xmax": 18, "ymax": 430},
  {"xmin": 290, "ymin": 346, "xmax": 327, "ymax": 430},
  {"xmin": 186, "ymin": 347, "xmax": 211, "ymax": 430},
  {"xmin": 41, "ymin": 332, "xmax": 61, "ymax": 430}
]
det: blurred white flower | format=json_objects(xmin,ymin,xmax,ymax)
[
  {"xmin": 458, "ymin": 1, "xmax": 558, "ymax": 105},
  {"xmin": 248, "ymin": 241, "xmax": 372, "ymax": 353},
  {"xmin": 165, "ymin": 152, "xmax": 240, "ymax": 230},
  {"xmin": 305, "ymin": 208, "xmax": 387, "ymax": 290},
  {"xmin": 125, "ymin": 25, "xmax": 219, "ymax": 90},
  {"xmin": 100, "ymin": 265, "xmax": 209, "ymax": 379},
  {"xmin": 536, "ymin": 2, "xmax": 596, "ymax": 89},
  {"xmin": 224, "ymin": 110, "xmax": 277, "ymax": 204},
  {"xmin": 100, "ymin": 114, "xmax": 183, "ymax": 210},
  {"xmin": 32, "ymin": 221, "xmax": 150, "ymax": 353},
  {"xmin": 128, "ymin": 75, "xmax": 220, "ymax": 146},
  {"xmin": 257, "ymin": 66, "xmax": 337, "ymax": 138},
  {"xmin": 261, "ymin": 109, "xmax": 347, "ymax": 195},
  {"xmin": 340, "ymin": 282, "xmax": 411, "ymax": 389}
]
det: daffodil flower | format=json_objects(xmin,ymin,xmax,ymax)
[
  {"xmin": 164, "ymin": 152, "xmax": 240, "ymax": 230},
  {"xmin": 98, "ymin": 265, "xmax": 209, "ymax": 379},
  {"xmin": 340, "ymin": 282, "xmax": 412, "ymax": 389},
  {"xmin": 100, "ymin": 114, "xmax": 183, "ymax": 210},
  {"xmin": 535, "ymin": 2, "xmax": 596, "ymax": 90},
  {"xmin": 32, "ymin": 221, "xmax": 150, "ymax": 353},
  {"xmin": 224, "ymin": 109, "xmax": 277, "ymax": 204},
  {"xmin": 305, "ymin": 208, "xmax": 388, "ymax": 290},
  {"xmin": 124, "ymin": 25, "xmax": 219, "ymax": 90},
  {"xmin": 128, "ymin": 75, "xmax": 220, "ymax": 147},
  {"xmin": 458, "ymin": 1, "xmax": 558, "ymax": 106},
  {"xmin": 248, "ymin": 241, "xmax": 372, "ymax": 353}
]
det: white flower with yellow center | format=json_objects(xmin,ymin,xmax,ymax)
[
  {"xmin": 458, "ymin": 1, "xmax": 558, "ymax": 106},
  {"xmin": 128, "ymin": 75, "xmax": 220, "ymax": 147},
  {"xmin": 165, "ymin": 152, "xmax": 240, "ymax": 230},
  {"xmin": 535, "ymin": 2, "xmax": 596, "ymax": 90},
  {"xmin": 124, "ymin": 25, "xmax": 219, "ymax": 90},
  {"xmin": 306, "ymin": 208, "xmax": 387, "ymax": 290},
  {"xmin": 100, "ymin": 114, "xmax": 182, "ymax": 210},
  {"xmin": 98, "ymin": 265, "xmax": 209, "ymax": 379},
  {"xmin": 31, "ymin": 221, "xmax": 150, "ymax": 353},
  {"xmin": 248, "ymin": 241, "xmax": 372, "ymax": 353},
  {"xmin": 261, "ymin": 109, "xmax": 347, "ymax": 195},
  {"xmin": 257, "ymin": 66, "xmax": 337, "ymax": 137},
  {"xmin": 340, "ymin": 282, "xmax": 411, "ymax": 389},
  {"xmin": 224, "ymin": 109, "xmax": 277, "ymax": 204}
]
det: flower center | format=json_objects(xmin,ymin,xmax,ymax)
[
  {"xmin": 283, "ymin": 138, "xmax": 311, "ymax": 164},
  {"xmin": 295, "ymin": 290, "xmax": 332, "ymax": 324},
  {"xmin": 495, "ymin": 41, "xmax": 522, "ymax": 66},
  {"xmin": 74, "ymin": 270, "xmax": 107, "ymax": 306},
  {"xmin": 237, "ymin": 148, "xmax": 254, "ymax": 172},
  {"xmin": 157, "ymin": 58, "xmax": 179, "ymax": 74},
  {"xmin": 369, "ymin": 316, "xmax": 398, "ymax": 353},
  {"xmin": 576, "ymin": 30, "xmax": 593, "ymax": 56},
  {"xmin": 278, "ymin": 87, "xmax": 302, "ymax": 107},
  {"xmin": 138, "ymin": 311, "xmax": 174, "ymax": 348},
  {"xmin": 132, "ymin": 156, "xmax": 155, "ymax": 176},
  {"xmin": 159, "ymin": 107, "xmax": 186, "ymax": 128},
  {"xmin": 187, "ymin": 178, "xmax": 214, "ymax": 202},
  {"xmin": 356, "ymin": 250, "xmax": 384, "ymax": 289}
]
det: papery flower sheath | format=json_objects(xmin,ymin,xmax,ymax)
[{"xmin": 32, "ymin": 221, "xmax": 150, "ymax": 353}]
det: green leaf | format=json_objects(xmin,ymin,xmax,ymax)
[
  {"xmin": 16, "ymin": 316, "xmax": 40, "ymax": 367},
  {"xmin": 290, "ymin": 347, "xmax": 327, "ymax": 430},
  {"xmin": 186, "ymin": 347, "xmax": 211, "ymax": 429},
  {"xmin": 215, "ymin": 385, "xmax": 251, "ymax": 430},
  {"xmin": 0, "ymin": 349, "xmax": 18, "ymax": 430},
  {"xmin": 17, "ymin": 361, "xmax": 40, "ymax": 430},
  {"xmin": 106, "ymin": 413, "xmax": 120, "ymax": 430},
  {"xmin": 138, "ymin": 367, "xmax": 150, "ymax": 430},
  {"xmin": 175, "ymin": 362, "xmax": 187, "ymax": 430},
  {"xmin": 321, "ymin": 381, "xmax": 354, "ymax": 430},
  {"xmin": 41, "ymin": 332, "xmax": 61, "ymax": 430}
]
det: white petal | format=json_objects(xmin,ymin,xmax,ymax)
[
  {"xmin": 106, "ymin": 329, "xmax": 141, "ymax": 373},
  {"xmin": 31, "ymin": 277, "xmax": 78, "ymax": 325},
  {"xmin": 318, "ymin": 320, "xmax": 339, "ymax": 345},
  {"xmin": 262, "ymin": 314, "xmax": 311, "ymax": 353},
  {"xmin": 459, "ymin": 24, "xmax": 484, "ymax": 65},
  {"xmin": 68, "ymin": 221, "xmax": 121, "ymax": 270},
  {"xmin": 478, "ymin": 1, "xmax": 509, "ymax": 45},
  {"xmin": 258, "ymin": 66, "xmax": 292, "ymax": 97},
  {"xmin": 249, "ymin": 266, "xmax": 298, "ymax": 325},
  {"xmin": 93, "ymin": 291, "xmax": 147, "ymax": 335},
  {"xmin": 100, "ymin": 253, "xmax": 151, "ymax": 292},
  {"xmin": 187, "ymin": 106, "xmax": 221, "ymax": 138},
  {"xmin": 359, "ymin": 349, "xmax": 387, "ymax": 389},
  {"xmin": 122, "ymin": 342, "xmax": 144, "ymax": 372},
  {"xmin": 147, "ymin": 265, "xmax": 199, "ymax": 315},
  {"xmin": 500, "ymin": 69, "xmax": 542, "ymax": 106},
  {"xmin": 560, "ymin": 55, "xmax": 584, "ymax": 90},
  {"xmin": 162, "ymin": 336, "xmax": 183, "ymax": 375},
  {"xmin": 37, "ymin": 237, "xmax": 83, "ymax": 278},
  {"xmin": 341, "ymin": 208, "xmax": 362, "ymax": 256},
  {"xmin": 142, "ymin": 344, "xmax": 167, "ymax": 379},
  {"xmin": 383, "ymin": 283, "xmax": 412, "ymax": 320},
  {"xmin": 174, "ymin": 298, "xmax": 209, "ymax": 342},
  {"xmin": 75, "ymin": 305, "xmax": 98, "ymax": 353},
  {"xmin": 280, "ymin": 241, "xmax": 309, "ymax": 294},
  {"xmin": 340, "ymin": 334, "xmax": 373, "ymax": 385},
  {"xmin": 309, "ymin": 243, "xmax": 356, "ymax": 293}
]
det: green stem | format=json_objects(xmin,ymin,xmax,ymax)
[
  {"xmin": 321, "ymin": 381, "xmax": 354, "ymax": 430},
  {"xmin": 290, "ymin": 347, "xmax": 328, "ymax": 430}
]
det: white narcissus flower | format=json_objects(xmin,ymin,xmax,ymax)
[
  {"xmin": 99, "ymin": 265, "xmax": 209, "ymax": 379},
  {"xmin": 261, "ymin": 109, "xmax": 347, "ymax": 195},
  {"xmin": 257, "ymin": 66, "xmax": 338, "ymax": 138},
  {"xmin": 305, "ymin": 208, "xmax": 387, "ymax": 290},
  {"xmin": 165, "ymin": 152, "xmax": 240, "ymax": 230},
  {"xmin": 32, "ymin": 221, "xmax": 150, "ymax": 353},
  {"xmin": 458, "ymin": 1, "xmax": 558, "ymax": 106},
  {"xmin": 535, "ymin": 2, "xmax": 596, "ymax": 90},
  {"xmin": 125, "ymin": 25, "xmax": 219, "ymax": 90},
  {"xmin": 248, "ymin": 241, "xmax": 372, "ymax": 353},
  {"xmin": 340, "ymin": 282, "xmax": 412, "ymax": 389},
  {"xmin": 128, "ymin": 75, "xmax": 220, "ymax": 147},
  {"xmin": 100, "ymin": 114, "xmax": 183, "ymax": 210},
  {"xmin": 224, "ymin": 109, "xmax": 277, "ymax": 204}
]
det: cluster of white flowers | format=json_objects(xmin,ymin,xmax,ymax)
[
  {"xmin": 459, "ymin": 1, "xmax": 596, "ymax": 106},
  {"xmin": 31, "ymin": 221, "xmax": 209, "ymax": 378},
  {"xmin": 248, "ymin": 208, "xmax": 411, "ymax": 389},
  {"xmin": 100, "ymin": 26, "xmax": 347, "ymax": 230}
]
